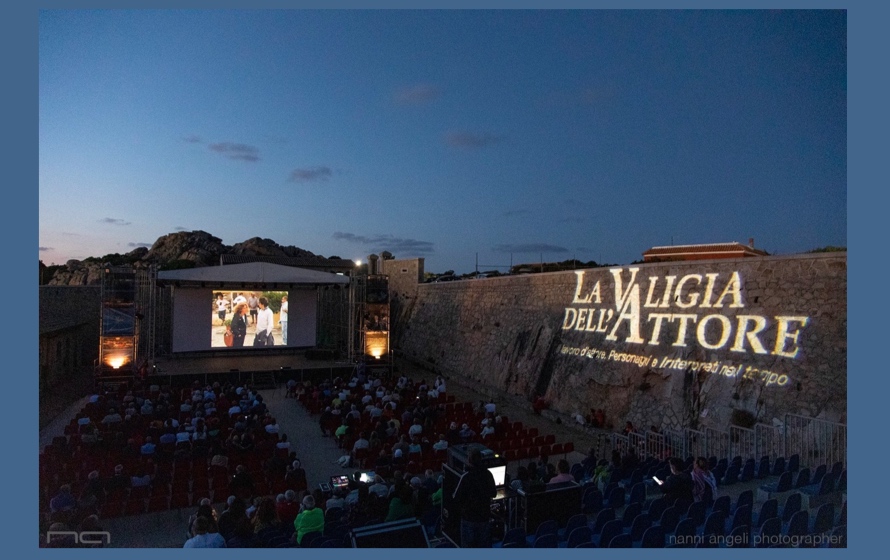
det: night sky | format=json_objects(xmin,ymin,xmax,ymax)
[{"xmin": 39, "ymin": 10, "xmax": 846, "ymax": 273}]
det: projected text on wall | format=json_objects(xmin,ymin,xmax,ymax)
[{"xmin": 561, "ymin": 268, "xmax": 810, "ymax": 358}]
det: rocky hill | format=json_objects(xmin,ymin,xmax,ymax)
[{"xmin": 41, "ymin": 230, "xmax": 335, "ymax": 286}]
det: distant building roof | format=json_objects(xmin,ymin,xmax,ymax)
[
  {"xmin": 643, "ymin": 241, "xmax": 768, "ymax": 262},
  {"xmin": 157, "ymin": 262, "xmax": 349, "ymax": 286},
  {"xmin": 219, "ymin": 254, "xmax": 356, "ymax": 274}
]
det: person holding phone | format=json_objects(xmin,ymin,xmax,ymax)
[{"xmin": 658, "ymin": 457, "xmax": 694, "ymax": 504}]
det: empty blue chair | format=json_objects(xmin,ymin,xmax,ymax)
[
  {"xmin": 771, "ymin": 456, "xmax": 786, "ymax": 476},
  {"xmin": 626, "ymin": 468, "xmax": 643, "ymax": 488},
  {"xmin": 835, "ymin": 470, "xmax": 846, "ymax": 493},
  {"xmin": 658, "ymin": 506, "xmax": 681, "ymax": 534},
  {"xmin": 499, "ymin": 527, "xmax": 526, "ymax": 548},
  {"xmin": 781, "ymin": 492, "xmax": 802, "ymax": 524},
  {"xmin": 582, "ymin": 488, "xmax": 603, "ymax": 514},
  {"xmin": 527, "ymin": 519, "xmax": 558, "ymax": 546},
  {"xmin": 591, "ymin": 508, "xmax": 615, "ymax": 535},
  {"xmin": 729, "ymin": 505, "xmax": 752, "ymax": 536},
  {"xmin": 765, "ymin": 471, "xmax": 792, "ymax": 494},
  {"xmin": 628, "ymin": 482, "xmax": 647, "ymax": 505},
  {"xmin": 703, "ymin": 511, "xmax": 726, "ymax": 538},
  {"xmin": 566, "ymin": 526, "xmax": 592, "ymax": 549},
  {"xmin": 647, "ymin": 497, "xmax": 668, "ymax": 521},
  {"xmin": 629, "ymin": 513, "xmax": 652, "ymax": 542},
  {"xmin": 830, "ymin": 461, "xmax": 844, "ymax": 479},
  {"xmin": 712, "ymin": 495, "xmax": 731, "ymax": 518},
  {"xmin": 673, "ymin": 518, "xmax": 698, "ymax": 546},
  {"xmin": 608, "ymin": 533, "xmax": 632, "ymax": 548},
  {"xmin": 793, "ymin": 467, "xmax": 811, "ymax": 489},
  {"xmin": 574, "ymin": 541, "xmax": 597, "ymax": 548},
  {"xmin": 686, "ymin": 500, "xmax": 707, "ymax": 529},
  {"xmin": 837, "ymin": 501, "xmax": 847, "ymax": 527},
  {"xmin": 614, "ymin": 501, "xmax": 637, "ymax": 527},
  {"xmin": 756, "ymin": 456, "xmax": 771, "ymax": 479},
  {"xmin": 641, "ymin": 525, "xmax": 666, "ymax": 548},
  {"xmin": 533, "ymin": 533, "xmax": 559, "ymax": 548},
  {"xmin": 811, "ymin": 473, "xmax": 836, "ymax": 496},
  {"xmin": 673, "ymin": 497, "xmax": 692, "ymax": 515},
  {"xmin": 812, "ymin": 502, "xmax": 835, "ymax": 535},
  {"xmin": 560, "ymin": 513, "xmax": 587, "ymax": 542},
  {"xmin": 712, "ymin": 463, "xmax": 727, "ymax": 484},
  {"xmin": 723, "ymin": 464, "xmax": 740, "ymax": 485},
  {"xmin": 740, "ymin": 459, "xmax": 756, "ymax": 482},
  {"xmin": 734, "ymin": 490, "xmax": 753, "ymax": 514},
  {"xmin": 727, "ymin": 524, "xmax": 750, "ymax": 548},
  {"xmin": 594, "ymin": 519, "xmax": 623, "ymax": 548},
  {"xmin": 607, "ymin": 486, "xmax": 626, "ymax": 509},
  {"xmin": 757, "ymin": 517, "xmax": 782, "ymax": 548},
  {"xmin": 755, "ymin": 499, "xmax": 778, "ymax": 529},
  {"xmin": 811, "ymin": 464, "xmax": 827, "ymax": 486},
  {"xmin": 300, "ymin": 531, "xmax": 322, "ymax": 548},
  {"xmin": 786, "ymin": 454, "xmax": 799, "ymax": 473},
  {"xmin": 786, "ymin": 509, "xmax": 809, "ymax": 538}
]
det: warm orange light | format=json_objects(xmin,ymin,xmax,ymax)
[
  {"xmin": 365, "ymin": 333, "xmax": 388, "ymax": 358},
  {"xmin": 105, "ymin": 355, "xmax": 130, "ymax": 369}
]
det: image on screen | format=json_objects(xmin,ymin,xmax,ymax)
[
  {"xmin": 488, "ymin": 465, "xmax": 506, "ymax": 487},
  {"xmin": 331, "ymin": 475, "xmax": 350, "ymax": 490},
  {"xmin": 211, "ymin": 290, "xmax": 290, "ymax": 348}
]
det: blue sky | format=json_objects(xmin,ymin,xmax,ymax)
[{"xmin": 38, "ymin": 9, "xmax": 846, "ymax": 273}]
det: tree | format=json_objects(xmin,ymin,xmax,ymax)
[{"xmin": 380, "ymin": 251, "xmax": 395, "ymax": 260}]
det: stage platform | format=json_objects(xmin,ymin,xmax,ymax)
[{"xmin": 149, "ymin": 351, "xmax": 371, "ymax": 387}]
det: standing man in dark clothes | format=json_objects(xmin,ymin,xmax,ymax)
[
  {"xmin": 451, "ymin": 449, "xmax": 497, "ymax": 547},
  {"xmin": 657, "ymin": 457, "xmax": 694, "ymax": 504}
]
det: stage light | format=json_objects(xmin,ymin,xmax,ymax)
[
  {"xmin": 355, "ymin": 259, "xmax": 362, "ymax": 266},
  {"xmin": 105, "ymin": 355, "xmax": 128, "ymax": 369}
]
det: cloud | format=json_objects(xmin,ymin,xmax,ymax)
[
  {"xmin": 333, "ymin": 232, "xmax": 435, "ymax": 255},
  {"xmin": 182, "ymin": 134, "xmax": 203, "ymax": 144},
  {"xmin": 208, "ymin": 142, "xmax": 260, "ymax": 162},
  {"xmin": 174, "ymin": 226, "xmax": 188, "ymax": 231},
  {"xmin": 395, "ymin": 84, "xmax": 441, "ymax": 104},
  {"xmin": 445, "ymin": 131, "xmax": 504, "ymax": 148},
  {"xmin": 39, "ymin": 246, "xmax": 52, "ymax": 252},
  {"xmin": 492, "ymin": 243, "xmax": 569, "ymax": 254},
  {"xmin": 127, "ymin": 242, "xmax": 152, "ymax": 248},
  {"xmin": 289, "ymin": 166, "xmax": 333, "ymax": 183},
  {"xmin": 99, "ymin": 218, "xmax": 132, "ymax": 226},
  {"xmin": 502, "ymin": 209, "xmax": 531, "ymax": 218}
]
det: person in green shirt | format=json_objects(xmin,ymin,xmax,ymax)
[
  {"xmin": 294, "ymin": 495, "xmax": 324, "ymax": 545},
  {"xmin": 385, "ymin": 484, "xmax": 415, "ymax": 522}
]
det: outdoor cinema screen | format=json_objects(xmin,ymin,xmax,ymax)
[{"xmin": 170, "ymin": 288, "xmax": 317, "ymax": 352}]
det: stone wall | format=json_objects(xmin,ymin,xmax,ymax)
[
  {"xmin": 382, "ymin": 258, "xmax": 425, "ymax": 299},
  {"xmin": 393, "ymin": 253, "xmax": 846, "ymax": 432},
  {"xmin": 39, "ymin": 286, "xmax": 101, "ymax": 395}
]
